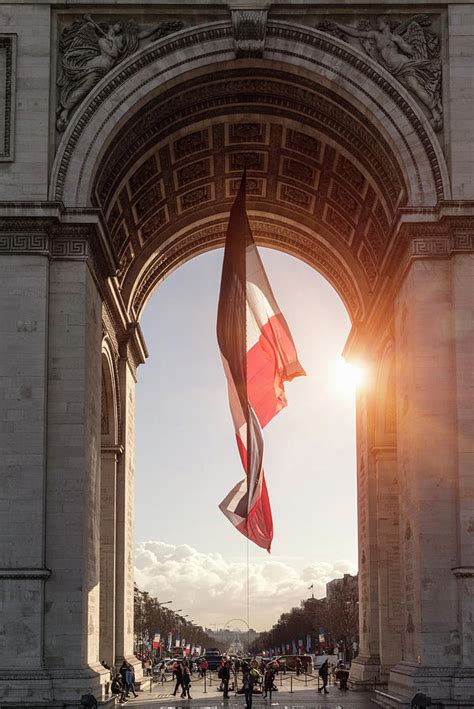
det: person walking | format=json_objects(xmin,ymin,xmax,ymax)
[
  {"xmin": 317, "ymin": 659, "xmax": 329, "ymax": 694},
  {"xmin": 125, "ymin": 663, "xmax": 138, "ymax": 698},
  {"xmin": 263, "ymin": 666, "xmax": 275, "ymax": 699},
  {"xmin": 111, "ymin": 673, "xmax": 127, "ymax": 704},
  {"xmin": 200, "ymin": 658, "xmax": 208, "ymax": 678},
  {"xmin": 295, "ymin": 657, "xmax": 302, "ymax": 676},
  {"xmin": 221, "ymin": 660, "xmax": 231, "ymax": 699},
  {"xmin": 172, "ymin": 662, "xmax": 184, "ymax": 697},
  {"xmin": 243, "ymin": 664, "xmax": 260, "ymax": 709},
  {"xmin": 182, "ymin": 664, "xmax": 192, "ymax": 699}
]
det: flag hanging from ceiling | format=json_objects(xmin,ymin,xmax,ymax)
[{"xmin": 216, "ymin": 170, "xmax": 305, "ymax": 552}]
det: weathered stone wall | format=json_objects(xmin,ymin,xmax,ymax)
[
  {"xmin": 0, "ymin": 254, "xmax": 49, "ymax": 669},
  {"xmin": 0, "ymin": 4, "xmax": 51, "ymax": 198}
]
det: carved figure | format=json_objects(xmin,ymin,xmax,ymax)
[
  {"xmin": 318, "ymin": 15, "xmax": 442, "ymax": 131},
  {"xmin": 56, "ymin": 15, "xmax": 183, "ymax": 131}
]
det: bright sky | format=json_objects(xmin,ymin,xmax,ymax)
[{"xmin": 134, "ymin": 247, "xmax": 358, "ymax": 632}]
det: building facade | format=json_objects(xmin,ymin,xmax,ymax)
[{"xmin": 1, "ymin": 1, "xmax": 474, "ymax": 706}]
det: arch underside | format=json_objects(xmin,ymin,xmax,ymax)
[
  {"xmin": 93, "ymin": 66, "xmax": 410, "ymax": 321},
  {"xmin": 52, "ymin": 22, "xmax": 449, "ymax": 324}
]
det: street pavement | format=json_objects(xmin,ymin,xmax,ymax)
[{"xmin": 124, "ymin": 673, "xmax": 376, "ymax": 709}]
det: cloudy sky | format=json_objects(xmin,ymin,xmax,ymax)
[{"xmin": 135, "ymin": 248, "xmax": 358, "ymax": 632}]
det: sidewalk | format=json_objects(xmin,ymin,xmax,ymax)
[{"xmin": 126, "ymin": 672, "xmax": 376, "ymax": 709}]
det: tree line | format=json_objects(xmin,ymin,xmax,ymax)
[{"xmin": 249, "ymin": 579, "xmax": 359, "ymax": 658}]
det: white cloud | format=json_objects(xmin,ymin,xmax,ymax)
[{"xmin": 135, "ymin": 541, "xmax": 357, "ymax": 631}]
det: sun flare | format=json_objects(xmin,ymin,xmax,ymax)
[{"xmin": 334, "ymin": 356, "xmax": 367, "ymax": 392}]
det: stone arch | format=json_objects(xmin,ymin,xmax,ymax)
[
  {"xmin": 99, "ymin": 339, "xmax": 121, "ymax": 667},
  {"xmin": 50, "ymin": 20, "xmax": 450, "ymax": 331},
  {"xmin": 51, "ymin": 22, "xmax": 449, "ymax": 208},
  {"xmin": 101, "ymin": 340, "xmax": 119, "ymax": 447}
]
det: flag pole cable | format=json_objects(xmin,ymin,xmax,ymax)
[{"xmin": 246, "ymin": 536, "xmax": 250, "ymax": 651}]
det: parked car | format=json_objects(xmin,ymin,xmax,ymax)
[
  {"xmin": 203, "ymin": 650, "xmax": 223, "ymax": 670},
  {"xmin": 270, "ymin": 655, "xmax": 313, "ymax": 673}
]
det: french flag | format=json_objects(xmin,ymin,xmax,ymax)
[{"xmin": 217, "ymin": 171, "xmax": 305, "ymax": 552}]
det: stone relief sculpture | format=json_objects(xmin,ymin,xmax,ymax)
[
  {"xmin": 318, "ymin": 15, "xmax": 442, "ymax": 131},
  {"xmin": 56, "ymin": 15, "xmax": 183, "ymax": 131}
]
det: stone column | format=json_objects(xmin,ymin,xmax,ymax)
[
  {"xmin": 0, "ymin": 251, "xmax": 52, "ymax": 701},
  {"xmin": 389, "ymin": 257, "xmax": 461, "ymax": 701},
  {"xmin": 374, "ymin": 447, "xmax": 402, "ymax": 680},
  {"xmin": 451, "ymin": 253, "xmax": 474, "ymax": 698},
  {"xmin": 349, "ymin": 389, "xmax": 382, "ymax": 687},
  {"xmin": 115, "ymin": 353, "xmax": 137, "ymax": 664},
  {"xmin": 99, "ymin": 446, "xmax": 120, "ymax": 667},
  {"xmin": 43, "ymin": 248, "xmax": 109, "ymax": 701}
]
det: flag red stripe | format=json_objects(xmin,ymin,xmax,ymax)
[{"xmin": 247, "ymin": 312, "xmax": 305, "ymax": 429}]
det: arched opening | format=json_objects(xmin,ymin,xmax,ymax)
[
  {"xmin": 75, "ymin": 47, "xmax": 437, "ymax": 685},
  {"xmin": 134, "ymin": 248, "xmax": 358, "ymax": 627},
  {"xmin": 99, "ymin": 344, "xmax": 120, "ymax": 667},
  {"xmin": 46, "ymin": 19, "xmax": 456, "ymax": 703}
]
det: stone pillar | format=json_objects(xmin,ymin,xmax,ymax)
[
  {"xmin": 0, "ymin": 252, "xmax": 52, "ymax": 701},
  {"xmin": 451, "ymin": 253, "xmax": 474, "ymax": 698},
  {"xmin": 43, "ymin": 253, "xmax": 109, "ymax": 701},
  {"xmin": 99, "ymin": 447, "xmax": 120, "ymax": 667},
  {"xmin": 350, "ymin": 389, "xmax": 382, "ymax": 687},
  {"xmin": 388, "ymin": 257, "xmax": 462, "ymax": 701},
  {"xmin": 374, "ymin": 447, "xmax": 402, "ymax": 680},
  {"xmin": 115, "ymin": 353, "xmax": 137, "ymax": 664}
]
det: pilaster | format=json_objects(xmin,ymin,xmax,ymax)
[
  {"xmin": 349, "ymin": 389, "xmax": 382, "ymax": 688},
  {"xmin": 388, "ymin": 255, "xmax": 463, "ymax": 702},
  {"xmin": 0, "ymin": 251, "xmax": 50, "ymax": 685},
  {"xmin": 374, "ymin": 447, "xmax": 402, "ymax": 680},
  {"xmin": 99, "ymin": 446, "xmax": 121, "ymax": 667},
  {"xmin": 115, "ymin": 350, "xmax": 137, "ymax": 665}
]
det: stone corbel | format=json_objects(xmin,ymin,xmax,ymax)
[
  {"xmin": 230, "ymin": 5, "xmax": 269, "ymax": 57},
  {"xmin": 101, "ymin": 444, "xmax": 124, "ymax": 460},
  {"xmin": 119, "ymin": 322, "xmax": 148, "ymax": 377}
]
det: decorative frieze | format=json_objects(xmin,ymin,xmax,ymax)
[
  {"xmin": 408, "ymin": 231, "xmax": 474, "ymax": 258},
  {"xmin": 0, "ymin": 231, "xmax": 88, "ymax": 258},
  {"xmin": 0, "ymin": 568, "xmax": 51, "ymax": 580},
  {"xmin": 0, "ymin": 35, "xmax": 16, "ymax": 161}
]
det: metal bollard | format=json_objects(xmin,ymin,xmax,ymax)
[
  {"xmin": 204, "ymin": 673, "xmax": 207, "ymax": 694},
  {"xmin": 290, "ymin": 675, "xmax": 293, "ymax": 693},
  {"xmin": 305, "ymin": 672, "xmax": 307, "ymax": 686},
  {"xmin": 279, "ymin": 672, "xmax": 282, "ymax": 686},
  {"xmin": 150, "ymin": 677, "xmax": 152, "ymax": 693}
]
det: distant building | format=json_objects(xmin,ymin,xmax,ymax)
[
  {"xmin": 326, "ymin": 574, "xmax": 358, "ymax": 603},
  {"xmin": 207, "ymin": 627, "xmax": 259, "ymax": 647}
]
